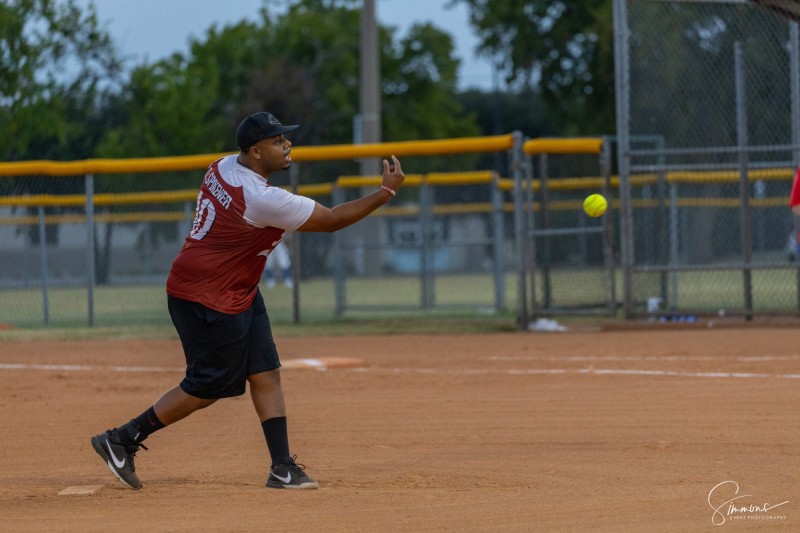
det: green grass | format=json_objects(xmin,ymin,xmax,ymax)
[
  {"xmin": 631, "ymin": 268, "xmax": 800, "ymax": 312},
  {"xmin": 4, "ymin": 267, "xmax": 796, "ymax": 341},
  {"xmin": 0, "ymin": 314, "xmax": 524, "ymax": 342},
  {"xmin": 532, "ymin": 266, "xmax": 800, "ymax": 313},
  {"xmin": 0, "ymin": 273, "xmax": 523, "ymax": 339}
]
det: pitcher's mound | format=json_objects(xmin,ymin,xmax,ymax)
[{"xmin": 282, "ymin": 357, "xmax": 365, "ymax": 370}]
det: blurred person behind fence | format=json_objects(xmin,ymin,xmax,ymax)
[{"xmin": 264, "ymin": 240, "xmax": 293, "ymax": 288}]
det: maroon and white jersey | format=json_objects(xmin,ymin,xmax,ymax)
[{"xmin": 166, "ymin": 155, "xmax": 315, "ymax": 313}]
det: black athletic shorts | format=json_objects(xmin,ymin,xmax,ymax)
[{"xmin": 167, "ymin": 290, "xmax": 281, "ymax": 399}]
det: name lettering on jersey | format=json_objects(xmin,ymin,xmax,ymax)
[{"xmin": 203, "ymin": 170, "xmax": 233, "ymax": 210}]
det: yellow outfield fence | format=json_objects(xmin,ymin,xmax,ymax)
[
  {"xmin": 524, "ymin": 137, "xmax": 604, "ymax": 155},
  {"xmin": 4, "ymin": 131, "xmax": 798, "ymax": 328},
  {"xmin": 0, "ymin": 133, "xmax": 533, "ymax": 328},
  {"xmin": 0, "ymin": 135, "xmax": 517, "ymax": 177},
  {"xmin": 2, "ymin": 170, "xmax": 793, "ymax": 220},
  {"xmin": 0, "ymin": 133, "xmax": 617, "ymax": 328}
]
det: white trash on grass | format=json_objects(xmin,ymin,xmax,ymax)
[{"xmin": 527, "ymin": 318, "xmax": 568, "ymax": 332}]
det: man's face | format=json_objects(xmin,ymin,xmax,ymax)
[{"xmin": 251, "ymin": 134, "xmax": 293, "ymax": 173}]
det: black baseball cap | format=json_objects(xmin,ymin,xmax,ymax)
[{"xmin": 236, "ymin": 112, "xmax": 299, "ymax": 151}]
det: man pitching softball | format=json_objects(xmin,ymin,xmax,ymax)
[{"xmin": 91, "ymin": 111, "xmax": 405, "ymax": 490}]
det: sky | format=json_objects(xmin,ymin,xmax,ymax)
[{"xmin": 75, "ymin": 0, "xmax": 496, "ymax": 91}]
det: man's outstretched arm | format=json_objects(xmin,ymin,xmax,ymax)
[{"xmin": 297, "ymin": 155, "xmax": 405, "ymax": 233}]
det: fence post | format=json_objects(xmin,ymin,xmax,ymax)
[
  {"xmin": 491, "ymin": 172, "xmax": 505, "ymax": 311},
  {"xmin": 333, "ymin": 183, "xmax": 346, "ymax": 316},
  {"xmin": 538, "ymin": 153, "xmax": 552, "ymax": 310},
  {"xmin": 613, "ymin": 0, "xmax": 634, "ymax": 318},
  {"xmin": 85, "ymin": 173, "xmax": 96, "ymax": 327},
  {"xmin": 420, "ymin": 178, "xmax": 434, "ymax": 310},
  {"xmin": 790, "ymin": 21, "xmax": 800, "ymax": 313},
  {"xmin": 654, "ymin": 136, "xmax": 669, "ymax": 308},
  {"xmin": 735, "ymin": 42, "xmax": 754, "ymax": 321},
  {"xmin": 792, "ymin": 21, "xmax": 800, "ymax": 169},
  {"xmin": 37, "ymin": 205, "xmax": 49, "ymax": 325},
  {"xmin": 524, "ymin": 150, "xmax": 538, "ymax": 319},
  {"xmin": 669, "ymin": 179, "xmax": 679, "ymax": 312},
  {"xmin": 511, "ymin": 131, "xmax": 528, "ymax": 328},
  {"xmin": 290, "ymin": 164, "xmax": 301, "ymax": 324},
  {"xmin": 183, "ymin": 200, "xmax": 193, "ymax": 232},
  {"xmin": 600, "ymin": 139, "xmax": 617, "ymax": 316}
]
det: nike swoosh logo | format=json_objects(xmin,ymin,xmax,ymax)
[
  {"xmin": 105, "ymin": 441, "xmax": 126, "ymax": 469},
  {"xmin": 272, "ymin": 471, "xmax": 292, "ymax": 484}
]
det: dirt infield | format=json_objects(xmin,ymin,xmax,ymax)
[{"xmin": 1, "ymin": 327, "xmax": 799, "ymax": 531}]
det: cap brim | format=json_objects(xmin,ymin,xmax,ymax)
[
  {"xmin": 236, "ymin": 117, "xmax": 300, "ymax": 150},
  {"xmin": 258, "ymin": 124, "xmax": 299, "ymax": 139}
]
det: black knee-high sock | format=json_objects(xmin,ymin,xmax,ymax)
[
  {"xmin": 261, "ymin": 416, "xmax": 290, "ymax": 466},
  {"xmin": 117, "ymin": 406, "xmax": 165, "ymax": 445}
]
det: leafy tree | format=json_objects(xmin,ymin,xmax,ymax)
[
  {"xmin": 450, "ymin": 0, "xmax": 615, "ymax": 135},
  {"xmin": 383, "ymin": 22, "xmax": 479, "ymax": 141},
  {"xmin": 626, "ymin": 2, "xmax": 792, "ymax": 263},
  {"xmin": 457, "ymin": 87, "xmax": 552, "ymax": 175},
  {"xmin": 0, "ymin": 0, "xmax": 123, "ymax": 265},
  {"xmin": 234, "ymin": 0, "xmax": 362, "ymax": 147},
  {"xmin": 0, "ymin": 0, "xmax": 123, "ymax": 162},
  {"xmin": 629, "ymin": 2, "xmax": 791, "ymax": 150},
  {"xmin": 458, "ymin": 88, "xmax": 552, "ymax": 138},
  {"xmin": 100, "ymin": 0, "xmax": 481, "ymax": 174},
  {"xmin": 97, "ymin": 53, "xmax": 226, "ymax": 158},
  {"xmin": 92, "ymin": 0, "xmax": 483, "ymax": 277}
]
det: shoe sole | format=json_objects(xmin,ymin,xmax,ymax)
[
  {"xmin": 90, "ymin": 435, "xmax": 142, "ymax": 490},
  {"xmin": 266, "ymin": 480, "xmax": 319, "ymax": 490}
]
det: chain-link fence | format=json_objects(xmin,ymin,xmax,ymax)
[
  {"xmin": 0, "ymin": 138, "xmax": 531, "ymax": 329},
  {"xmin": 519, "ymin": 139, "xmax": 615, "ymax": 323},
  {"xmin": 330, "ymin": 171, "xmax": 513, "ymax": 315},
  {"xmin": 10, "ymin": 0, "xmax": 800, "ymax": 332},
  {"xmin": 614, "ymin": 0, "xmax": 800, "ymax": 318}
]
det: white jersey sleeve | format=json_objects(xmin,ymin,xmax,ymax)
[{"xmin": 243, "ymin": 186, "xmax": 316, "ymax": 231}]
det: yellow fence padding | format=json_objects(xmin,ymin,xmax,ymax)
[
  {"xmin": 0, "ymin": 135, "xmax": 516, "ymax": 177},
  {"xmin": 0, "ymin": 154, "xmax": 230, "ymax": 177},
  {"xmin": 336, "ymin": 174, "xmax": 425, "ymax": 188},
  {"xmin": 291, "ymin": 135, "xmax": 515, "ymax": 161},
  {"xmin": 524, "ymin": 138, "xmax": 604, "ymax": 155},
  {"xmin": 425, "ymin": 171, "xmax": 496, "ymax": 186}
]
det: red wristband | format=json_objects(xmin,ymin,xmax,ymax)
[{"xmin": 380, "ymin": 185, "xmax": 396, "ymax": 197}]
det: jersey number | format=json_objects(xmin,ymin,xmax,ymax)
[{"xmin": 190, "ymin": 192, "xmax": 216, "ymax": 240}]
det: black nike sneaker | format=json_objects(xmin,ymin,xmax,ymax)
[
  {"xmin": 266, "ymin": 456, "xmax": 319, "ymax": 490},
  {"xmin": 90, "ymin": 429, "xmax": 146, "ymax": 489}
]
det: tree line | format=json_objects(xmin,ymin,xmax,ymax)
[
  {"xmin": 1, "ymin": 0, "xmax": 616, "ymax": 278},
  {"xmin": 0, "ymin": 0, "xmax": 616, "ymax": 166}
]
